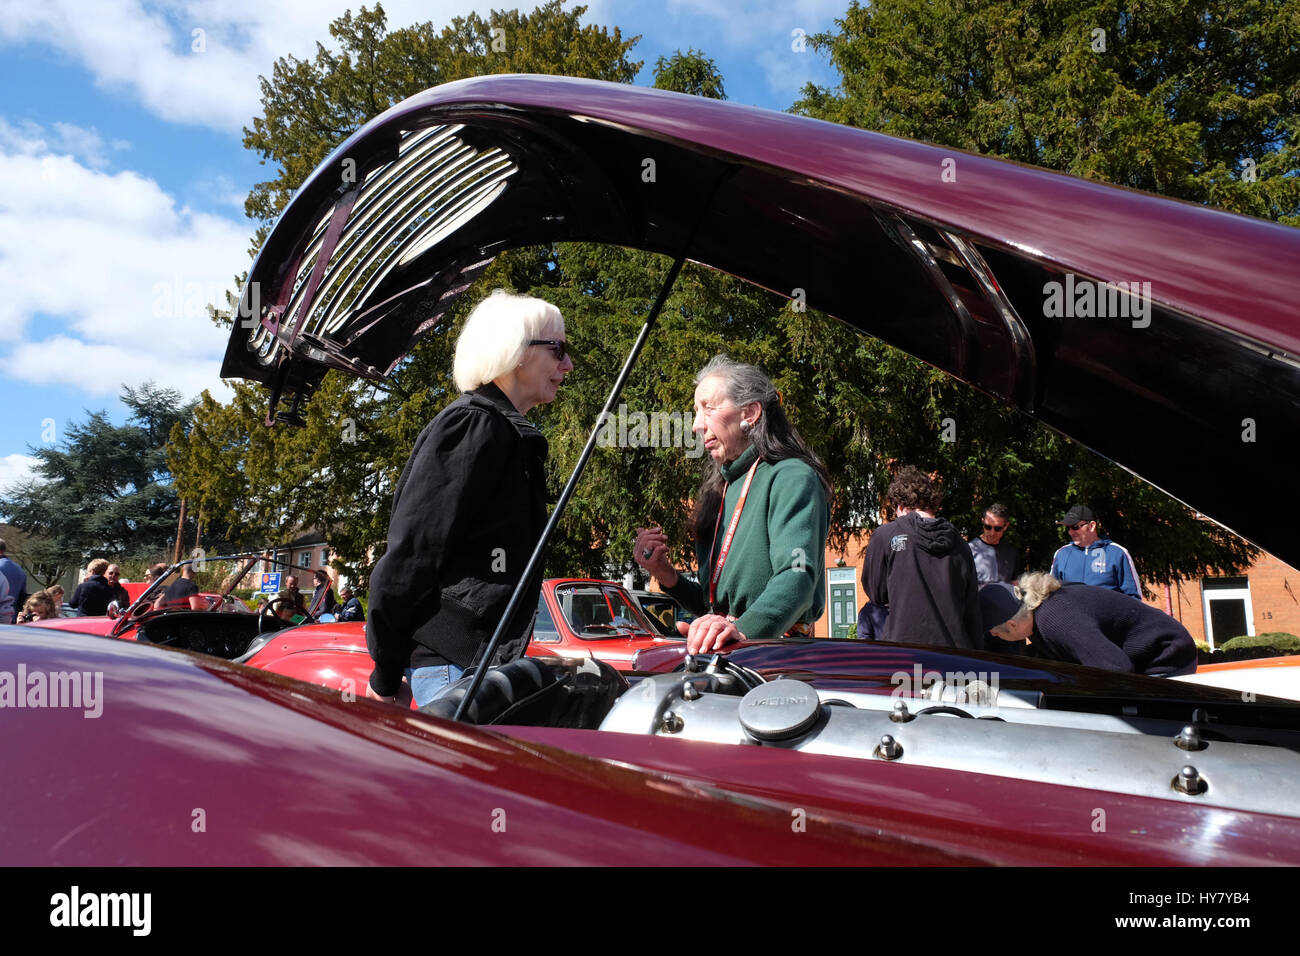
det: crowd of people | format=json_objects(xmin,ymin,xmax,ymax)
[
  {"xmin": 855, "ymin": 471, "xmax": 1195, "ymax": 676},
  {"xmin": 4, "ymin": 290, "xmax": 1195, "ymax": 685},
  {"xmin": 355, "ymin": 289, "xmax": 1197, "ymax": 704},
  {"xmin": 3, "ymin": 545, "xmax": 356, "ymax": 628}
]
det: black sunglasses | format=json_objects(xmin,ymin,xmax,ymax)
[
  {"xmin": 1067, "ymin": 521, "xmax": 1092, "ymax": 531},
  {"xmin": 983, "ymin": 523, "xmax": 1007, "ymax": 531},
  {"xmin": 529, "ymin": 339, "xmax": 568, "ymax": 361}
]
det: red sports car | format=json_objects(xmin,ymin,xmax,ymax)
[
  {"xmin": 528, "ymin": 577, "xmax": 683, "ymax": 669},
  {"xmin": 27, "ymin": 553, "xmax": 304, "ymax": 645},
  {"xmin": 5, "ymin": 76, "xmax": 1300, "ymax": 867},
  {"xmin": 232, "ymin": 577, "xmax": 679, "ymax": 694}
]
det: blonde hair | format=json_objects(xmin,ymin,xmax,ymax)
[
  {"xmin": 452, "ymin": 290, "xmax": 564, "ymax": 393},
  {"xmin": 1013, "ymin": 571, "xmax": 1062, "ymax": 613},
  {"xmin": 88, "ymin": 558, "xmax": 109, "ymax": 576},
  {"xmin": 23, "ymin": 591, "xmax": 56, "ymax": 619}
]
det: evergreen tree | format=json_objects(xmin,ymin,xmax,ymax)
[{"xmin": 2, "ymin": 383, "xmax": 213, "ymax": 579}]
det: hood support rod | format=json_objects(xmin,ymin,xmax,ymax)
[{"xmin": 453, "ymin": 252, "xmax": 690, "ymax": 720}]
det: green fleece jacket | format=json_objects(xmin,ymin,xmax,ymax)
[{"xmin": 665, "ymin": 444, "xmax": 829, "ymax": 639}]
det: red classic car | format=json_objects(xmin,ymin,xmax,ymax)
[
  {"xmin": 529, "ymin": 577, "xmax": 683, "ymax": 669},
  {"xmin": 5, "ymin": 76, "xmax": 1300, "ymax": 867},
  {"xmin": 27, "ymin": 553, "xmax": 304, "ymax": 645},
  {"xmin": 230, "ymin": 578, "xmax": 678, "ymax": 692}
]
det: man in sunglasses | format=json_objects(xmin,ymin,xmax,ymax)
[
  {"xmin": 1049, "ymin": 504, "xmax": 1141, "ymax": 599},
  {"xmin": 968, "ymin": 503, "xmax": 1019, "ymax": 586}
]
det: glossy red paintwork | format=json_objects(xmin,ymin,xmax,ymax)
[
  {"xmin": 5, "ymin": 627, "xmax": 1297, "ymax": 865},
  {"xmin": 242, "ymin": 620, "xmax": 371, "ymax": 686},
  {"xmin": 24, "ymin": 616, "xmax": 118, "ymax": 636},
  {"xmin": 227, "ymin": 75, "xmax": 1300, "ymax": 570}
]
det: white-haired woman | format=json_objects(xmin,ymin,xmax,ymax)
[
  {"xmin": 366, "ymin": 290, "xmax": 573, "ymax": 706},
  {"xmin": 634, "ymin": 355, "xmax": 832, "ymax": 655},
  {"xmin": 991, "ymin": 572, "xmax": 1197, "ymax": 676}
]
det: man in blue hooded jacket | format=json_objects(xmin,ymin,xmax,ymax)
[{"xmin": 1049, "ymin": 505, "xmax": 1141, "ymax": 599}]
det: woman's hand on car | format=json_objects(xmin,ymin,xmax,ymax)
[
  {"xmin": 634, "ymin": 526, "xmax": 678, "ymax": 586},
  {"xmin": 678, "ymin": 614, "xmax": 745, "ymax": 655}
]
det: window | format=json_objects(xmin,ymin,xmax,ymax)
[
  {"xmin": 554, "ymin": 584, "xmax": 653, "ymax": 637},
  {"xmin": 298, "ymin": 551, "xmax": 311, "ymax": 569},
  {"xmin": 532, "ymin": 595, "xmax": 560, "ymax": 643},
  {"xmin": 1202, "ymin": 577, "xmax": 1254, "ymax": 651},
  {"xmin": 320, "ymin": 548, "xmax": 330, "ymax": 566}
]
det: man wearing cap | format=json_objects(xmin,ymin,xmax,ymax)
[{"xmin": 1050, "ymin": 505, "xmax": 1141, "ymax": 599}]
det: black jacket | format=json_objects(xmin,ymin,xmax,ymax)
[
  {"xmin": 309, "ymin": 583, "xmax": 337, "ymax": 619},
  {"xmin": 862, "ymin": 512, "xmax": 982, "ymax": 649},
  {"xmin": 366, "ymin": 384, "xmax": 548, "ymax": 695},
  {"xmin": 71, "ymin": 575, "xmax": 115, "ymax": 617},
  {"xmin": 337, "ymin": 596, "xmax": 363, "ymax": 622}
]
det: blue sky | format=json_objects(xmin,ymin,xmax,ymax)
[{"xmin": 0, "ymin": 0, "xmax": 843, "ymax": 495}]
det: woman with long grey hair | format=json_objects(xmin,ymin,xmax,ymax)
[{"xmin": 634, "ymin": 355, "xmax": 831, "ymax": 654}]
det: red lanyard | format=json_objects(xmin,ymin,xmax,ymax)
[{"xmin": 708, "ymin": 457, "xmax": 761, "ymax": 612}]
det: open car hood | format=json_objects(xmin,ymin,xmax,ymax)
[{"xmin": 223, "ymin": 74, "xmax": 1300, "ymax": 565}]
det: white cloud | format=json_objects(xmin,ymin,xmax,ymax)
[
  {"xmin": 6, "ymin": 336, "xmax": 229, "ymax": 398},
  {"xmin": 0, "ymin": 453, "xmax": 40, "ymax": 494},
  {"xmin": 0, "ymin": 120, "xmax": 247, "ymax": 398},
  {"xmin": 0, "ymin": 0, "xmax": 481, "ymax": 134},
  {"xmin": 754, "ymin": 47, "xmax": 824, "ymax": 99},
  {"xmin": 0, "ymin": 117, "xmax": 127, "ymax": 169}
]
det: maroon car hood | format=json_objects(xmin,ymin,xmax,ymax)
[{"xmin": 222, "ymin": 74, "xmax": 1300, "ymax": 565}]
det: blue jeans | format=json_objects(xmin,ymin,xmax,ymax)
[{"xmin": 405, "ymin": 664, "xmax": 466, "ymax": 707}]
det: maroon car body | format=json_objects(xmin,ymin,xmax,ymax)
[
  {"xmin": 6, "ymin": 629, "xmax": 1299, "ymax": 866},
  {"xmin": 5, "ymin": 76, "xmax": 1300, "ymax": 865}
]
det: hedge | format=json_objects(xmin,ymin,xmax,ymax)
[{"xmin": 1197, "ymin": 632, "xmax": 1300, "ymax": 664}]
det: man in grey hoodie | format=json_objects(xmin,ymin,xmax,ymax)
[{"xmin": 862, "ymin": 467, "xmax": 983, "ymax": 649}]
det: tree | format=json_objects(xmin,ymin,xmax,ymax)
[
  {"xmin": 778, "ymin": 0, "xmax": 1296, "ymax": 585},
  {"xmin": 794, "ymin": 0, "xmax": 1300, "ymax": 223},
  {"xmin": 1, "ymin": 383, "xmax": 217, "ymax": 579},
  {"xmin": 652, "ymin": 48, "xmax": 726, "ymax": 99}
]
